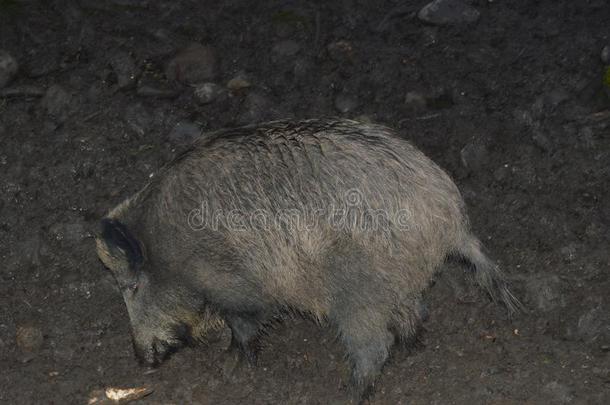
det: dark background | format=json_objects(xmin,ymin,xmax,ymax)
[{"xmin": 1, "ymin": 0, "xmax": 608, "ymax": 403}]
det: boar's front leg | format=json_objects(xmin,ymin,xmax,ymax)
[{"xmin": 225, "ymin": 314, "xmax": 262, "ymax": 366}]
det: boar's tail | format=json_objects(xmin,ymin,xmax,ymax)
[{"xmin": 456, "ymin": 235, "xmax": 523, "ymax": 316}]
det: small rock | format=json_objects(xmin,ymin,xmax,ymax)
[
  {"xmin": 109, "ymin": 51, "xmax": 138, "ymax": 89},
  {"xmin": 16, "ymin": 325, "xmax": 44, "ymax": 352},
  {"xmin": 124, "ymin": 103, "xmax": 153, "ymax": 137},
  {"xmin": 193, "ymin": 82, "xmax": 223, "ymax": 104},
  {"xmin": 227, "ymin": 71, "xmax": 252, "ymax": 91},
  {"xmin": 136, "ymin": 82, "xmax": 180, "ymax": 98},
  {"xmin": 168, "ymin": 120, "xmax": 201, "ymax": 145},
  {"xmin": 405, "ymin": 91, "xmax": 427, "ymax": 112},
  {"xmin": 236, "ymin": 92, "xmax": 282, "ymax": 124},
  {"xmin": 418, "ymin": 0, "xmax": 480, "ymax": 26},
  {"xmin": 559, "ymin": 243, "xmax": 578, "ymax": 262},
  {"xmin": 578, "ymin": 126, "xmax": 595, "ymax": 149},
  {"xmin": 532, "ymin": 129, "xmax": 552, "ymax": 152},
  {"xmin": 493, "ymin": 164, "xmax": 511, "ymax": 182},
  {"xmin": 293, "ymin": 57, "xmax": 314, "ymax": 79},
  {"xmin": 334, "ymin": 93, "xmax": 359, "ymax": 113},
  {"xmin": 601, "ymin": 45, "xmax": 610, "ymax": 64},
  {"xmin": 25, "ymin": 50, "xmax": 59, "ymax": 78},
  {"xmin": 41, "ymin": 84, "xmax": 72, "ymax": 122},
  {"xmin": 165, "ymin": 43, "xmax": 217, "ymax": 84},
  {"xmin": 0, "ymin": 50, "xmax": 18, "ymax": 88},
  {"xmin": 513, "ymin": 108, "xmax": 535, "ymax": 127},
  {"xmin": 460, "ymin": 141, "xmax": 489, "ymax": 171},
  {"xmin": 531, "ymin": 96, "xmax": 545, "ymax": 119},
  {"xmin": 591, "ymin": 366, "xmax": 610, "ymax": 379},
  {"xmin": 426, "ymin": 87, "xmax": 454, "ymax": 110},
  {"xmin": 542, "ymin": 381, "xmax": 574, "ymax": 404},
  {"xmin": 327, "ymin": 40, "xmax": 354, "ymax": 63},
  {"xmin": 421, "ymin": 27, "xmax": 439, "ymax": 46},
  {"xmin": 525, "ymin": 274, "xmax": 565, "ymax": 312},
  {"xmin": 274, "ymin": 20, "xmax": 297, "ymax": 38},
  {"xmin": 545, "ymin": 88, "xmax": 570, "ymax": 109},
  {"xmin": 0, "ymin": 84, "xmax": 45, "ymax": 98},
  {"xmin": 272, "ymin": 40, "xmax": 301, "ymax": 57},
  {"xmin": 17, "ymin": 233, "xmax": 47, "ymax": 267},
  {"xmin": 576, "ymin": 306, "xmax": 609, "ymax": 343},
  {"xmin": 51, "ymin": 221, "xmax": 87, "ymax": 243}
]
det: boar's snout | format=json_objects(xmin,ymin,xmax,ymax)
[
  {"xmin": 133, "ymin": 337, "xmax": 172, "ymax": 367},
  {"xmin": 132, "ymin": 322, "xmax": 192, "ymax": 366}
]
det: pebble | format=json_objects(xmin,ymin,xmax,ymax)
[
  {"xmin": 50, "ymin": 221, "xmax": 87, "ymax": 243},
  {"xmin": 422, "ymin": 26, "xmax": 439, "ymax": 46},
  {"xmin": 16, "ymin": 325, "xmax": 44, "ymax": 352},
  {"xmin": 334, "ymin": 93, "xmax": 359, "ymax": 113},
  {"xmin": 601, "ymin": 45, "xmax": 610, "ymax": 64},
  {"xmin": 576, "ymin": 306, "xmax": 608, "ymax": 342},
  {"xmin": 532, "ymin": 129, "xmax": 552, "ymax": 152},
  {"xmin": 426, "ymin": 87, "xmax": 454, "ymax": 110},
  {"xmin": 193, "ymin": 82, "xmax": 223, "ymax": 104},
  {"xmin": 405, "ymin": 91, "xmax": 427, "ymax": 112},
  {"xmin": 226, "ymin": 71, "xmax": 252, "ymax": 91},
  {"xmin": 493, "ymin": 164, "xmax": 511, "ymax": 182},
  {"xmin": 17, "ymin": 232, "xmax": 47, "ymax": 267},
  {"xmin": 26, "ymin": 51, "xmax": 59, "ymax": 78},
  {"xmin": 0, "ymin": 49, "xmax": 19, "ymax": 88},
  {"xmin": 559, "ymin": 243, "xmax": 578, "ymax": 262},
  {"xmin": 513, "ymin": 108, "xmax": 535, "ymax": 127},
  {"xmin": 109, "ymin": 51, "xmax": 138, "ymax": 89},
  {"xmin": 41, "ymin": 84, "xmax": 72, "ymax": 122},
  {"xmin": 165, "ymin": 43, "xmax": 217, "ymax": 84},
  {"xmin": 460, "ymin": 141, "xmax": 489, "ymax": 171},
  {"xmin": 542, "ymin": 381, "xmax": 574, "ymax": 404},
  {"xmin": 525, "ymin": 274, "xmax": 565, "ymax": 312},
  {"xmin": 272, "ymin": 40, "xmax": 301, "ymax": 57},
  {"xmin": 544, "ymin": 87, "xmax": 570, "ymax": 109},
  {"xmin": 236, "ymin": 92, "xmax": 281, "ymax": 124},
  {"xmin": 578, "ymin": 126, "xmax": 595, "ymax": 149},
  {"xmin": 0, "ymin": 84, "xmax": 45, "ymax": 98},
  {"xmin": 136, "ymin": 82, "xmax": 180, "ymax": 98},
  {"xmin": 124, "ymin": 103, "xmax": 153, "ymax": 137},
  {"xmin": 418, "ymin": 0, "xmax": 480, "ymax": 26},
  {"xmin": 327, "ymin": 40, "xmax": 354, "ymax": 63},
  {"xmin": 168, "ymin": 120, "xmax": 201, "ymax": 145},
  {"xmin": 293, "ymin": 57, "xmax": 314, "ymax": 79}
]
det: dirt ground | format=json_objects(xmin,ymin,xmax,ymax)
[{"xmin": 1, "ymin": 0, "xmax": 609, "ymax": 404}]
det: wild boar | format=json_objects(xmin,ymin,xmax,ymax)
[{"xmin": 96, "ymin": 118, "xmax": 519, "ymax": 399}]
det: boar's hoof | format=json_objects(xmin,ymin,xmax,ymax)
[
  {"xmin": 225, "ymin": 315, "xmax": 262, "ymax": 366},
  {"xmin": 221, "ymin": 349, "xmax": 242, "ymax": 378},
  {"xmin": 226, "ymin": 334, "xmax": 259, "ymax": 367},
  {"xmin": 221, "ymin": 341, "xmax": 259, "ymax": 378}
]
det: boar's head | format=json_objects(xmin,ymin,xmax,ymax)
[{"xmin": 95, "ymin": 218, "xmax": 223, "ymax": 366}]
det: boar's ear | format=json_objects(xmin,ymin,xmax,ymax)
[{"xmin": 96, "ymin": 218, "xmax": 144, "ymax": 275}]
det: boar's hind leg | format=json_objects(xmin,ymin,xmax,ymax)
[
  {"xmin": 390, "ymin": 296, "xmax": 426, "ymax": 346},
  {"xmin": 225, "ymin": 314, "xmax": 263, "ymax": 365},
  {"xmin": 332, "ymin": 303, "xmax": 394, "ymax": 399}
]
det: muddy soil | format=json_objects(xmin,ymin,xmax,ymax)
[{"xmin": 1, "ymin": 0, "xmax": 609, "ymax": 404}]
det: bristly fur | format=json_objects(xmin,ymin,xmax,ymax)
[{"xmin": 96, "ymin": 118, "xmax": 520, "ymax": 401}]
